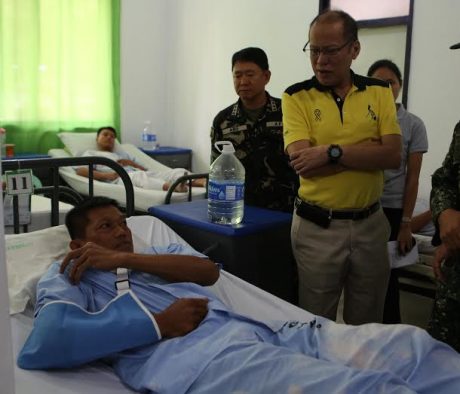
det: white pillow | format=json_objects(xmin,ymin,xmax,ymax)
[
  {"xmin": 5, "ymin": 217, "xmax": 172, "ymax": 315},
  {"xmin": 6, "ymin": 225, "xmax": 71, "ymax": 314},
  {"xmin": 58, "ymin": 131, "xmax": 123, "ymax": 157}
]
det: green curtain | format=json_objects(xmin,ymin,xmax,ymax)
[{"xmin": 0, "ymin": 0, "xmax": 120, "ymax": 154}]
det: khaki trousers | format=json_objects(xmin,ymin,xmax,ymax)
[{"xmin": 291, "ymin": 208, "xmax": 390, "ymax": 325}]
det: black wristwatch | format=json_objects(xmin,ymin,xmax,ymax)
[{"xmin": 327, "ymin": 144, "xmax": 343, "ymax": 164}]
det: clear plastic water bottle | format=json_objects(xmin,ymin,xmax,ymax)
[
  {"xmin": 141, "ymin": 120, "xmax": 157, "ymax": 150},
  {"xmin": 208, "ymin": 141, "xmax": 245, "ymax": 225}
]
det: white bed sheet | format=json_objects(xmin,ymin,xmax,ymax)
[
  {"xmin": 4, "ymin": 195, "xmax": 73, "ymax": 235},
  {"xmin": 48, "ymin": 144, "xmax": 206, "ymax": 211},
  {"xmin": 10, "ymin": 215, "xmax": 310, "ymax": 393}
]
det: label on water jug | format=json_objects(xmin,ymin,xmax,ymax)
[
  {"xmin": 142, "ymin": 133, "xmax": 157, "ymax": 142},
  {"xmin": 208, "ymin": 180, "xmax": 244, "ymax": 201}
]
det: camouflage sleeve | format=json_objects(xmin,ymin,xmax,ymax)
[
  {"xmin": 210, "ymin": 116, "xmax": 221, "ymax": 164},
  {"xmin": 430, "ymin": 121, "xmax": 460, "ymax": 224}
]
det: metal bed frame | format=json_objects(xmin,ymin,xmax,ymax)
[
  {"xmin": 2, "ymin": 156, "xmax": 135, "ymax": 233},
  {"xmin": 164, "ymin": 172, "xmax": 209, "ymax": 204}
]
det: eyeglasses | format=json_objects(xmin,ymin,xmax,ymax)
[{"xmin": 302, "ymin": 39, "xmax": 353, "ymax": 57}]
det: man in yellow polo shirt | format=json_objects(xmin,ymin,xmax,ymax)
[{"xmin": 282, "ymin": 10, "xmax": 401, "ymax": 324}]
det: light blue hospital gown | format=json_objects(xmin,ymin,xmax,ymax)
[{"xmin": 18, "ymin": 245, "xmax": 460, "ymax": 394}]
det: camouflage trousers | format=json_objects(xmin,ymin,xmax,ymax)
[{"xmin": 428, "ymin": 257, "xmax": 460, "ymax": 352}]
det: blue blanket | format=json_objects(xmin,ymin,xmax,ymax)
[{"xmin": 18, "ymin": 245, "xmax": 460, "ymax": 393}]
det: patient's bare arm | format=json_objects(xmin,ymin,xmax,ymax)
[
  {"xmin": 117, "ymin": 158, "xmax": 146, "ymax": 170},
  {"xmin": 411, "ymin": 210, "xmax": 432, "ymax": 234},
  {"xmin": 154, "ymin": 298, "xmax": 209, "ymax": 338},
  {"xmin": 76, "ymin": 167, "xmax": 119, "ymax": 182}
]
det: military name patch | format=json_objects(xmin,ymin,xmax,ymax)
[
  {"xmin": 222, "ymin": 125, "xmax": 248, "ymax": 134},
  {"xmin": 266, "ymin": 121, "xmax": 282, "ymax": 128}
]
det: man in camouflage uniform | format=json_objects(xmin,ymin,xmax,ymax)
[
  {"xmin": 428, "ymin": 41, "xmax": 460, "ymax": 352},
  {"xmin": 210, "ymin": 47, "xmax": 298, "ymax": 212}
]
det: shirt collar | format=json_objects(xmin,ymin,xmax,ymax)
[
  {"xmin": 231, "ymin": 92, "xmax": 278, "ymax": 119},
  {"xmin": 312, "ymin": 70, "xmax": 366, "ymax": 93}
]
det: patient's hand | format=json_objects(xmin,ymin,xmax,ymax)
[
  {"xmin": 154, "ymin": 298, "xmax": 209, "ymax": 338},
  {"xmin": 60, "ymin": 242, "xmax": 129, "ymax": 284}
]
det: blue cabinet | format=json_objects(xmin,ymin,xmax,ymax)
[
  {"xmin": 148, "ymin": 200, "xmax": 297, "ymax": 304},
  {"xmin": 141, "ymin": 146, "xmax": 192, "ymax": 170}
]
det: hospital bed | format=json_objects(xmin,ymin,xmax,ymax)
[
  {"xmin": 8, "ymin": 214, "xmax": 460, "ymax": 392},
  {"xmin": 7, "ymin": 191, "xmax": 460, "ymax": 393},
  {"xmin": 3, "ymin": 194, "xmax": 73, "ymax": 234},
  {"xmin": 2, "ymin": 156, "xmax": 136, "ymax": 233},
  {"xmin": 7, "ymin": 213, "xmax": 316, "ymax": 393},
  {"xmin": 2, "ymin": 161, "xmax": 73, "ymax": 234},
  {"xmin": 48, "ymin": 132, "xmax": 207, "ymax": 212}
]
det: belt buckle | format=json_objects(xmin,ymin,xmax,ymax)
[{"xmin": 294, "ymin": 197, "xmax": 301, "ymax": 210}]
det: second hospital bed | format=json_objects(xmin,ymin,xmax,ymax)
[{"xmin": 48, "ymin": 132, "xmax": 207, "ymax": 211}]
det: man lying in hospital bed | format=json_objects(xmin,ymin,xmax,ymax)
[
  {"xmin": 77, "ymin": 126, "xmax": 206, "ymax": 193},
  {"xmin": 16, "ymin": 197, "xmax": 460, "ymax": 393},
  {"xmin": 48, "ymin": 130, "xmax": 207, "ymax": 211}
]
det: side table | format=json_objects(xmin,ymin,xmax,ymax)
[
  {"xmin": 148, "ymin": 199, "xmax": 297, "ymax": 304},
  {"xmin": 141, "ymin": 146, "xmax": 192, "ymax": 170}
]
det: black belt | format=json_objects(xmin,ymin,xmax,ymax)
[{"xmin": 295, "ymin": 197, "xmax": 380, "ymax": 224}]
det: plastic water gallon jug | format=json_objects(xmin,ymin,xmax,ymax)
[{"xmin": 208, "ymin": 141, "xmax": 245, "ymax": 225}]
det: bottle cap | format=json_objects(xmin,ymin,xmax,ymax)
[{"xmin": 214, "ymin": 141, "xmax": 235, "ymax": 154}]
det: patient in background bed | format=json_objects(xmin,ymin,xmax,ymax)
[
  {"xmin": 412, "ymin": 209, "xmax": 433, "ymax": 235},
  {"xmin": 18, "ymin": 197, "xmax": 460, "ymax": 393},
  {"xmin": 76, "ymin": 126, "xmax": 206, "ymax": 192}
]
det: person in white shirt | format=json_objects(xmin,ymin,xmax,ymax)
[{"xmin": 77, "ymin": 126, "xmax": 206, "ymax": 192}]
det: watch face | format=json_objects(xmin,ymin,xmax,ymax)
[{"xmin": 330, "ymin": 147, "xmax": 340, "ymax": 158}]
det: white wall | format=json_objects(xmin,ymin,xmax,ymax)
[
  {"xmin": 121, "ymin": 0, "xmax": 318, "ymax": 171},
  {"xmin": 120, "ymin": 0, "xmax": 460, "ymax": 191},
  {"xmin": 353, "ymin": 25, "xmax": 406, "ymax": 92},
  {"xmin": 120, "ymin": 0, "xmax": 169, "ymax": 148},
  {"xmin": 409, "ymin": 0, "xmax": 460, "ymax": 199}
]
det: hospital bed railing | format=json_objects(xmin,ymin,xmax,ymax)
[
  {"xmin": 2, "ymin": 156, "xmax": 135, "ymax": 233},
  {"xmin": 164, "ymin": 172, "xmax": 209, "ymax": 204}
]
